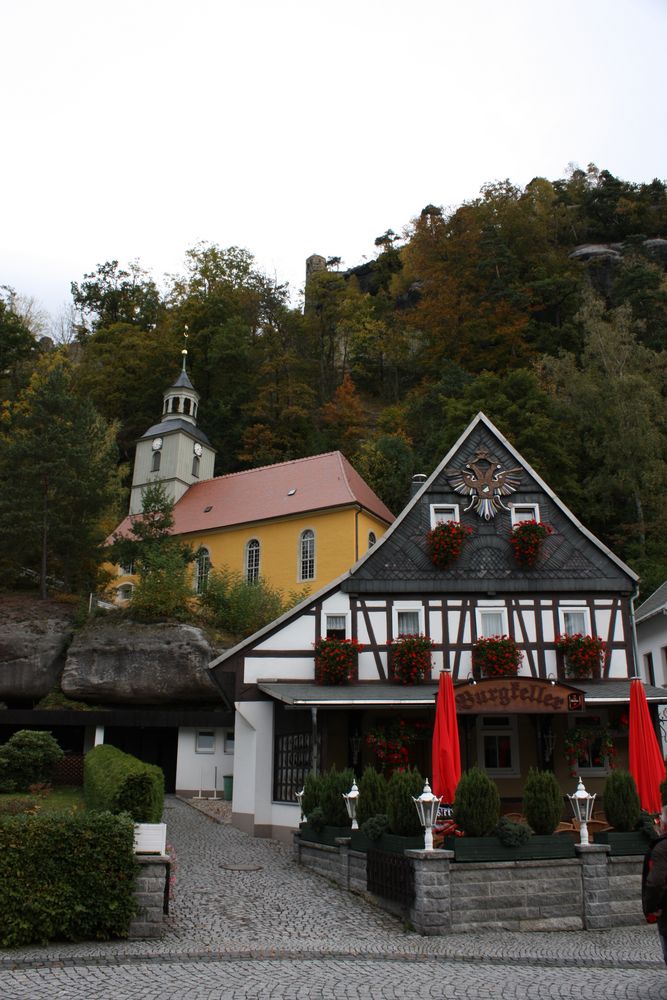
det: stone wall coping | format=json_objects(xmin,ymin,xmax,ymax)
[
  {"xmin": 450, "ymin": 857, "xmax": 580, "ymax": 871},
  {"xmin": 575, "ymin": 844, "xmax": 611, "ymax": 856},
  {"xmin": 135, "ymin": 854, "xmax": 170, "ymax": 866},
  {"xmin": 334, "ymin": 837, "xmax": 352, "ymax": 846},
  {"xmin": 405, "ymin": 849, "xmax": 454, "ymax": 860}
]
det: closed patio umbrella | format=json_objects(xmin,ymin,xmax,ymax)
[
  {"xmin": 629, "ymin": 678, "xmax": 665, "ymax": 814},
  {"xmin": 432, "ymin": 670, "xmax": 461, "ymax": 803}
]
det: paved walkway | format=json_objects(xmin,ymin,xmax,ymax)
[{"xmin": 0, "ymin": 797, "xmax": 664, "ymax": 998}]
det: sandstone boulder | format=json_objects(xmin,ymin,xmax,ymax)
[
  {"xmin": 62, "ymin": 621, "xmax": 220, "ymax": 704},
  {"xmin": 0, "ymin": 614, "xmax": 74, "ymax": 699}
]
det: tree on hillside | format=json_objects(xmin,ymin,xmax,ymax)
[
  {"xmin": 0, "ymin": 289, "xmax": 37, "ymax": 400},
  {"xmin": 71, "ymin": 260, "xmax": 163, "ymax": 336},
  {"xmin": 541, "ymin": 291, "xmax": 667, "ymax": 589},
  {"xmin": 107, "ymin": 481, "xmax": 196, "ymax": 620},
  {"xmin": 0, "ymin": 353, "xmax": 120, "ymax": 597},
  {"xmin": 321, "ymin": 374, "xmax": 367, "ymax": 456}
]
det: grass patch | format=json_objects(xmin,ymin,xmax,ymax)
[{"xmin": 0, "ymin": 786, "xmax": 85, "ymax": 816}]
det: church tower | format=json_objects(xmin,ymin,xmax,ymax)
[{"xmin": 129, "ymin": 344, "xmax": 216, "ymax": 514}]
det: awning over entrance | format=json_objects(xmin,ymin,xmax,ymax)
[{"xmin": 257, "ymin": 678, "xmax": 667, "ymax": 711}]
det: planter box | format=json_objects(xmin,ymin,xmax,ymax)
[
  {"xmin": 134, "ymin": 822, "xmax": 167, "ymax": 855},
  {"xmin": 299, "ymin": 824, "xmax": 351, "ymax": 847},
  {"xmin": 595, "ymin": 831, "xmax": 652, "ymax": 856},
  {"xmin": 445, "ymin": 833, "xmax": 577, "ymax": 862},
  {"xmin": 347, "ymin": 830, "xmax": 424, "ymax": 854}
]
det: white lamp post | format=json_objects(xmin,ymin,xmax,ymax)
[
  {"xmin": 567, "ymin": 777, "xmax": 596, "ymax": 846},
  {"xmin": 412, "ymin": 779, "xmax": 443, "ymax": 851},
  {"xmin": 343, "ymin": 780, "xmax": 360, "ymax": 830},
  {"xmin": 296, "ymin": 787, "xmax": 305, "ymax": 822}
]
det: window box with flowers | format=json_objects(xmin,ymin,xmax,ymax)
[
  {"xmin": 509, "ymin": 520, "xmax": 552, "ymax": 568},
  {"xmin": 389, "ymin": 634, "xmax": 434, "ymax": 685},
  {"xmin": 563, "ymin": 725, "xmax": 617, "ymax": 777},
  {"xmin": 313, "ymin": 637, "xmax": 363, "ymax": 685},
  {"xmin": 426, "ymin": 521, "xmax": 472, "ymax": 569},
  {"xmin": 472, "ymin": 635, "xmax": 523, "ymax": 679},
  {"xmin": 555, "ymin": 633, "xmax": 605, "ymax": 679}
]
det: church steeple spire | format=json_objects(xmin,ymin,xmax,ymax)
[{"xmin": 162, "ymin": 328, "xmax": 199, "ymax": 425}]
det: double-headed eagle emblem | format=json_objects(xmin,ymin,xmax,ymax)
[{"xmin": 447, "ymin": 448, "xmax": 522, "ymax": 520}]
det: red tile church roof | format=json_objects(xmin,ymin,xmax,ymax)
[{"xmin": 110, "ymin": 451, "xmax": 394, "ymax": 541}]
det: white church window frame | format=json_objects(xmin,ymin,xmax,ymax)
[
  {"xmin": 195, "ymin": 547, "xmax": 211, "ymax": 595},
  {"xmin": 245, "ymin": 539, "xmax": 260, "ymax": 583},
  {"xmin": 298, "ymin": 529, "xmax": 315, "ymax": 582}
]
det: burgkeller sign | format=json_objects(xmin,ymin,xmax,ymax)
[{"xmin": 454, "ymin": 678, "xmax": 585, "ymax": 714}]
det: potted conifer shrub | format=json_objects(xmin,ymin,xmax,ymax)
[
  {"xmin": 596, "ymin": 770, "xmax": 649, "ymax": 855},
  {"xmin": 380, "ymin": 767, "xmax": 425, "ymax": 853},
  {"xmin": 299, "ymin": 766, "xmax": 355, "ymax": 845},
  {"xmin": 351, "ymin": 766, "xmax": 388, "ymax": 852}
]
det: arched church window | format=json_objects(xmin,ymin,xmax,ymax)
[
  {"xmin": 195, "ymin": 548, "xmax": 211, "ymax": 595},
  {"xmin": 246, "ymin": 539, "xmax": 260, "ymax": 583},
  {"xmin": 151, "ymin": 450, "xmax": 161, "ymax": 472},
  {"xmin": 299, "ymin": 529, "xmax": 315, "ymax": 582},
  {"xmin": 192, "ymin": 455, "xmax": 200, "ymax": 478},
  {"xmin": 183, "ymin": 398, "xmax": 191, "ymax": 415}
]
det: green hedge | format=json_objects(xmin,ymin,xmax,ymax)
[
  {"xmin": 84, "ymin": 744, "xmax": 164, "ymax": 823},
  {"xmin": 0, "ymin": 811, "xmax": 137, "ymax": 946}
]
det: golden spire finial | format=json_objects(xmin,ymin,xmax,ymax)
[{"xmin": 181, "ymin": 325, "xmax": 189, "ymax": 371}]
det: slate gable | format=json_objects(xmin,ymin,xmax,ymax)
[{"xmin": 343, "ymin": 414, "xmax": 636, "ymax": 595}]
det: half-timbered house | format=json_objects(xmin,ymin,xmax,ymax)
[{"xmin": 209, "ymin": 412, "xmax": 666, "ymax": 841}]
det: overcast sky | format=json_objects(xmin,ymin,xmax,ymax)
[{"xmin": 2, "ymin": 0, "xmax": 665, "ymax": 324}]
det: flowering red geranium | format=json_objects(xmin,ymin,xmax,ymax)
[
  {"xmin": 314, "ymin": 636, "xmax": 363, "ymax": 685},
  {"xmin": 509, "ymin": 520, "xmax": 552, "ymax": 568},
  {"xmin": 426, "ymin": 521, "xmax": 472, "ymax": 569},
  {"xmin": 471, "ymin": 635, "xmax": 523, "ymax": 678},
  {"xmin": 365, "ymin": 718, "xmax": 429, "ymax": 766},
  {"xmin": 390, "ymin": 633, "xmax": 434, "ymax": 685},
  {"xmin": 555, "ymin": 633, "xmax": 605, "ymax": 679}
]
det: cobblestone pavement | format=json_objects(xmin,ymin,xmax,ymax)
[{"xmin": 0, "ymin": 797, "xmax": 665, "ymax": 999}]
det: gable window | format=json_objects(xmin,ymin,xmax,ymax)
[
  {"xmin": 325, "ymin": 613, "xmax": 348, "ymax": 640},
  {"xmin": 151, "ymin": 450, "xmax": 161, "ymax": 472},
  {"xmin": 246, "ymin": 539, "xmax": 260, "ymax": 583},
  {"xmin": 430, "ymin": 503, "xmax": 460, "ymax": 528},
  {"xmin": 368, "ymin": 531, "xmax": 377, "ymax": 550},
  {"xmin": 559, "ymin": 606, "xmax": 590, "ymax": 636},
  {"xmin": 477, "ymin": 716, "xmax": 519, "ymax": 777},
  {"xmin": 511, "ymin": 503, "xmax": 540, "ymax": 526},
  {"xmin": 195, "ymin": 548, "xmax": 211, "ymax": 594},
  {"xmin": 476, "ymin": 606, "xmax": 508, "ymax": 638},
  {"xmin": 299, "ymin": 529, "xmax": 315, "ymax": 582}
]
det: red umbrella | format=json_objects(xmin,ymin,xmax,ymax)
[
  {"xmin": 629, "ymin": 678, "xmax": 665, "ymax": 814},
  {"xmin": 432, "ymin": 670, "xmax": 461, "ymax": 803}
]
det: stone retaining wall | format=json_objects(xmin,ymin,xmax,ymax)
[{"xmin": 293, "ymin": 834, "xmax": 645, "ymax": 936}]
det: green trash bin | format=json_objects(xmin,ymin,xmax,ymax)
[{"xmin": 223, "ymin": 776, "xmax": 234, "ymax": 801}]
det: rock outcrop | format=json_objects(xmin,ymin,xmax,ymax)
[
  {"xmin": 61, "ymin": 621, "xmax": 220, "ymax": 704},
  {"xmin": 0, "ymin": 605, "xmax": 75, "ymax": 699}
]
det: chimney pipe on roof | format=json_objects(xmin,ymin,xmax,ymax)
[{"xmin": 410, "ymin": 474, "xmax": 427, "ymax": 498}]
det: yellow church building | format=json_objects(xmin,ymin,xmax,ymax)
[{"xmin": 109, "ymin": 359, "xmax": 394, "ymax": 598}]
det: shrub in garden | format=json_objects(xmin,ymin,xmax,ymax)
[
  {"xmin": 301, "ymin": 771, "xmax": 325, "ymax": 820},
  {"xmin": 453, "ymin": 766, "xmax": 500, "ymax": 837},
  {"xmin": 356, "ymin": 766, "xmax": 388, "ymax": 827},
  {"xmin": 386, "ymin": 767, "xmax": 424, "ymax": 836},
  {"xmin": 494, "ymin": 815, "xmax": 532, "ymax": 847},
  {"xmin": 319, "ymin": 766, "xmax": 355, "ymax": 827},
  {"xmin": 0, "ymin": 811, "xmax": 137, "ymax": 946},
  {"xmin": 0, "ymin": 730, "xmax": 64, "ymax": 791},
  {"xmin": 604, "ymin": 770, "xmax": 641, "ymax": 831},
  {"xmin": 360, "ymin": 813, "xmax": 389, "ymax": 842},
  {"xmin": 84, "ymin": 744, "xmax": 164, "ymax": 823},
  {"xmin": 523, "ymin": 768, "xmax": 563, "ymax": 835}
]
